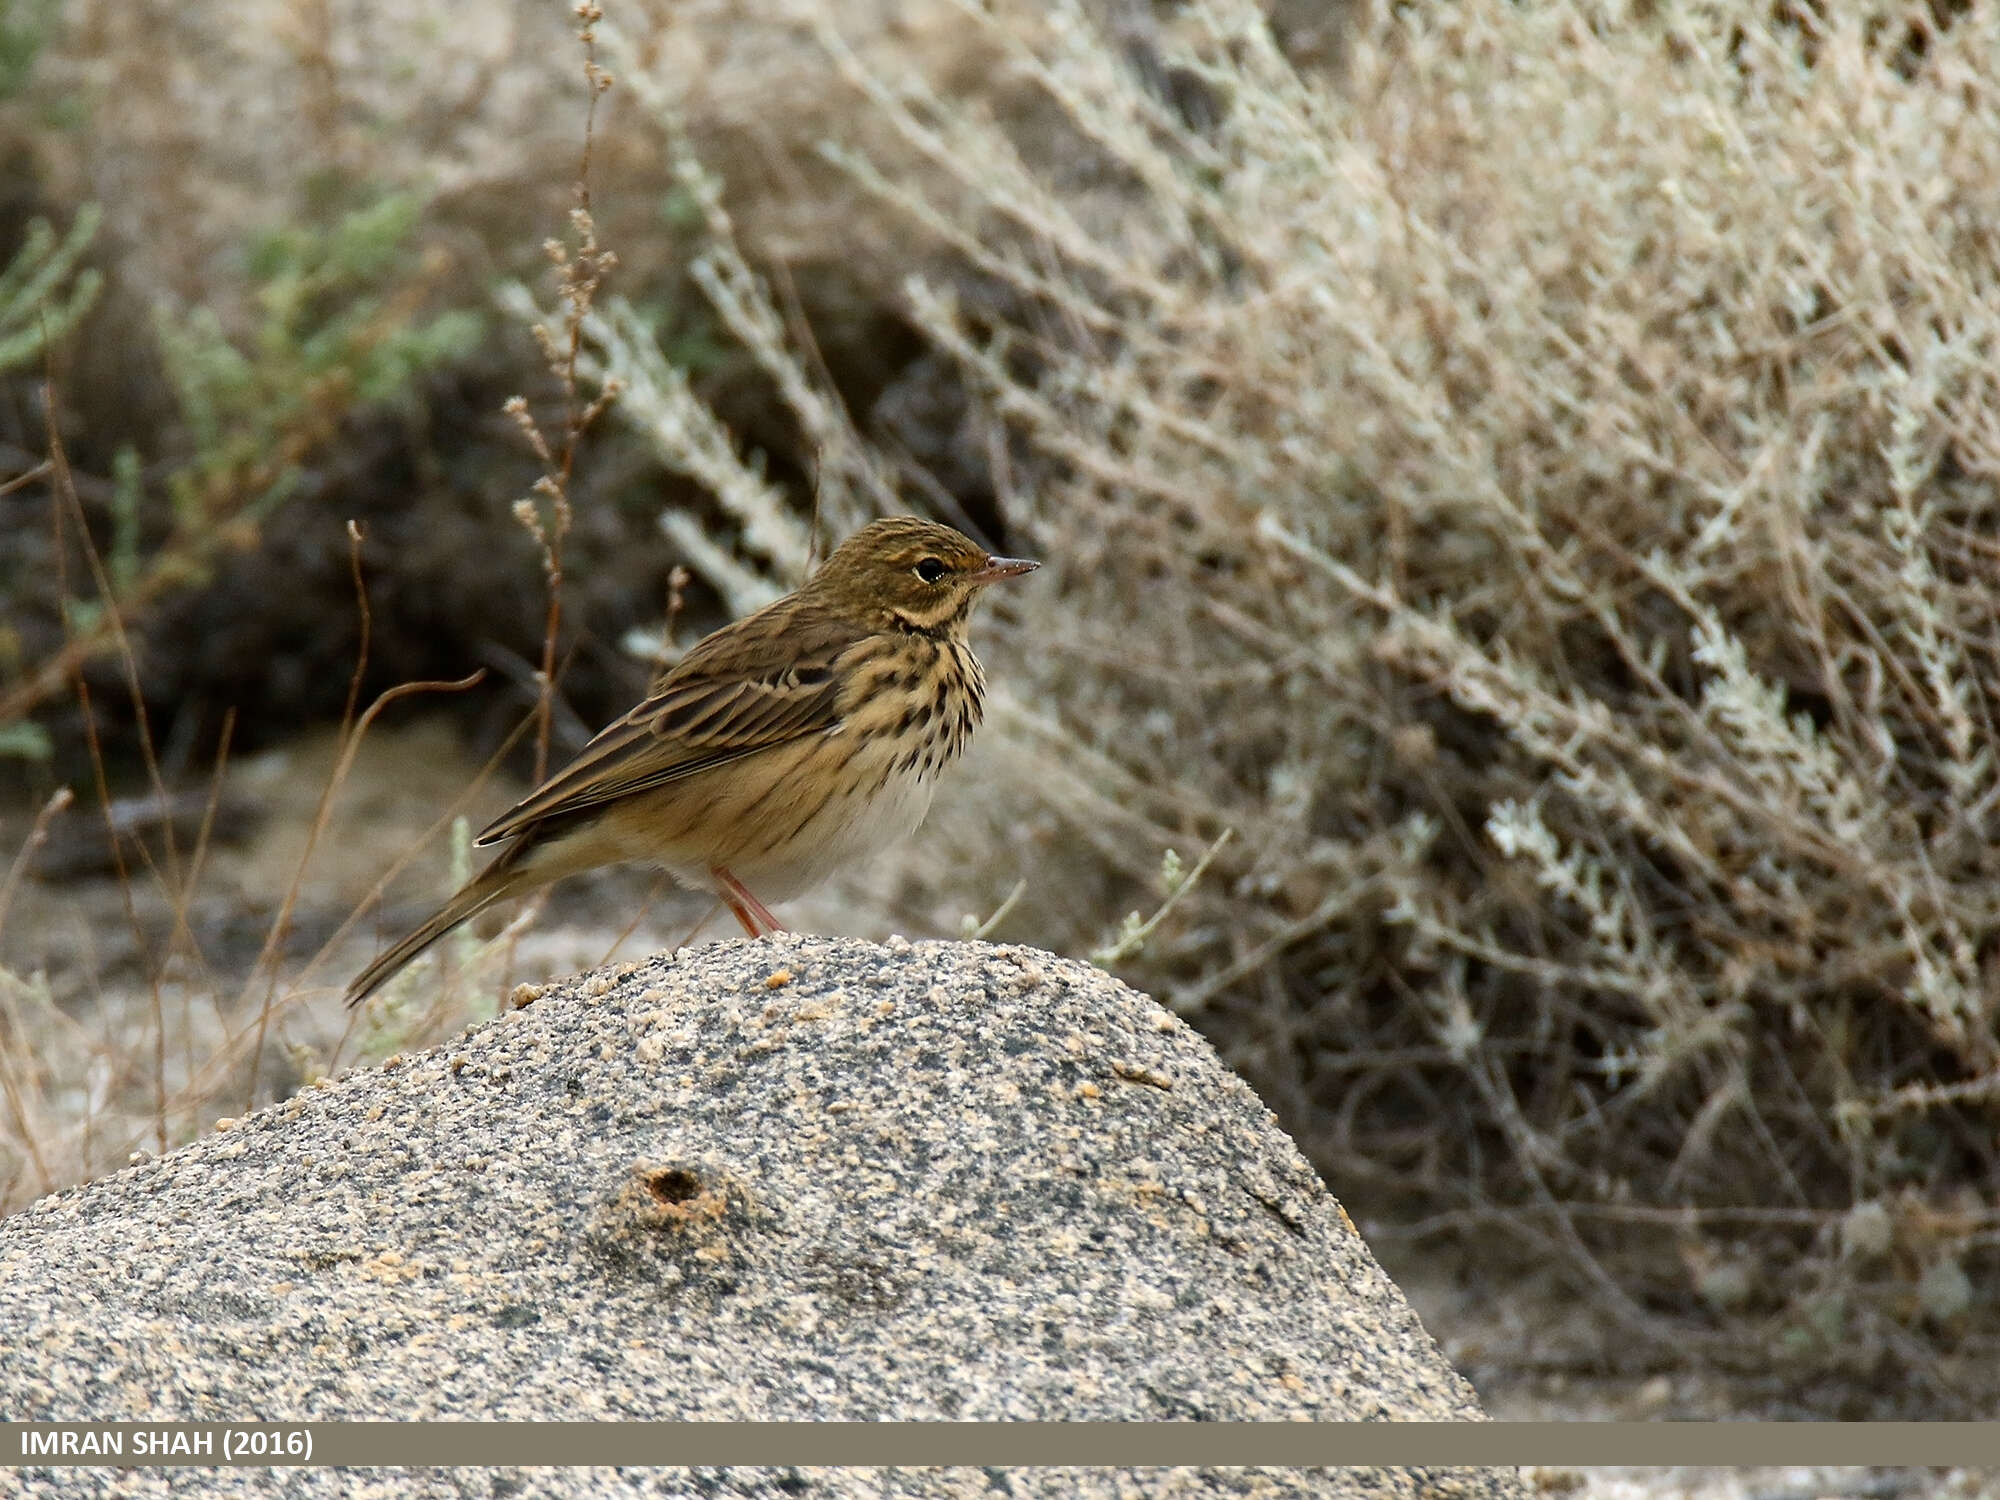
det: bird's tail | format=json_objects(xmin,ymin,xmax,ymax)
[{"xmin": 344, "ymin": 858, "xmax": 533, "ymax": 1008}]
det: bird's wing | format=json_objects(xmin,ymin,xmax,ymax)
[{"xmin": 475, "ymin": 607, "xmax": 864, "ymax": 847}]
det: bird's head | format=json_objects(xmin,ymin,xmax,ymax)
[{"xmin": 813, "ymin": 516, "xmax": 1038, "ymax": 635}]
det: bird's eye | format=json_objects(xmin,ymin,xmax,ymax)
[{"xmin": 914, "ymin": 557, "xmax": 948, "ymax": 584}]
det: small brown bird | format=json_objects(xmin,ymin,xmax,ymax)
[{"xmin": 345, "ymin": 516, "xmax": 1037, "ymax": 1006}]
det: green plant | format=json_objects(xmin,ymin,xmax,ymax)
[
  {"xmin": 155, "ymin": 191, "xmax": 483, "ymax": 563},
  {"xmin": 0, "ymin": 189, "xmax": 484, "ymax": 736},
  {"xmin": 1092, "ymin": 832, "xmax": 1233, "ymax": 968},
  {"xmin": 0, "ymin": 0, "xmax": 56, "ymax": 101},
  {"xmin": 0, "ymin": 205, "xmax": 100, "ymax": 375}
]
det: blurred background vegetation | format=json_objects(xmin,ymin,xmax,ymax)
[{"xmin": 2, "ymin": 0, "xmax": 1997, "ymax": 1419}]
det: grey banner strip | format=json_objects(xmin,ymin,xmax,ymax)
[{"xmin": 4, "ymin": 1423, "xmax": 1998, "ymax": 1467}]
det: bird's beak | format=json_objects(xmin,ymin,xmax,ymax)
[{"xmin": 969, "ymin": 555, "xmax": 1039, "ymax": 586}]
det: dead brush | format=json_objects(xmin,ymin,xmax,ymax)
[{"xmin": 600, "ymin": 0, "xmax": 2000, "ymax": 1385}]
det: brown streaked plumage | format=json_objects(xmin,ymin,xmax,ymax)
[{"xmin": 345, "ymin": 516, "xmax": 1037, "ymax": 1006}]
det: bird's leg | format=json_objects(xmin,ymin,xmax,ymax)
[
  {"xmin": 711, "ymin": 866, "xmax": 784, "ymax": 937},
  {"xmin": 717, "ymin": 890, "xmax": 763, "ymax": 938}
]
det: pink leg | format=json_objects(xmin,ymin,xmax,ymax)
[
  {"xmin": 717, "ymin": 890, "xmax": 763, "ymax": 939},
  {"xmin": 712, "ymin": 866, "xmax": 784, "ymax": 937}
]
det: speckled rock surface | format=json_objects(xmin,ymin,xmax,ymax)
[{"xmin": 2, "ymin": 937, "xmax": 1520, "ymax": 1499}]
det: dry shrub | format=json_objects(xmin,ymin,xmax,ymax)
[{"xmin": 602, "ymin": 0, "xmax": 2000, "ymax": 1377}]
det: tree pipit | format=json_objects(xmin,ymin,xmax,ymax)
[{"xmin": 345, "ymin": 516, "xmax": 1037, "ymax": 1005}]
